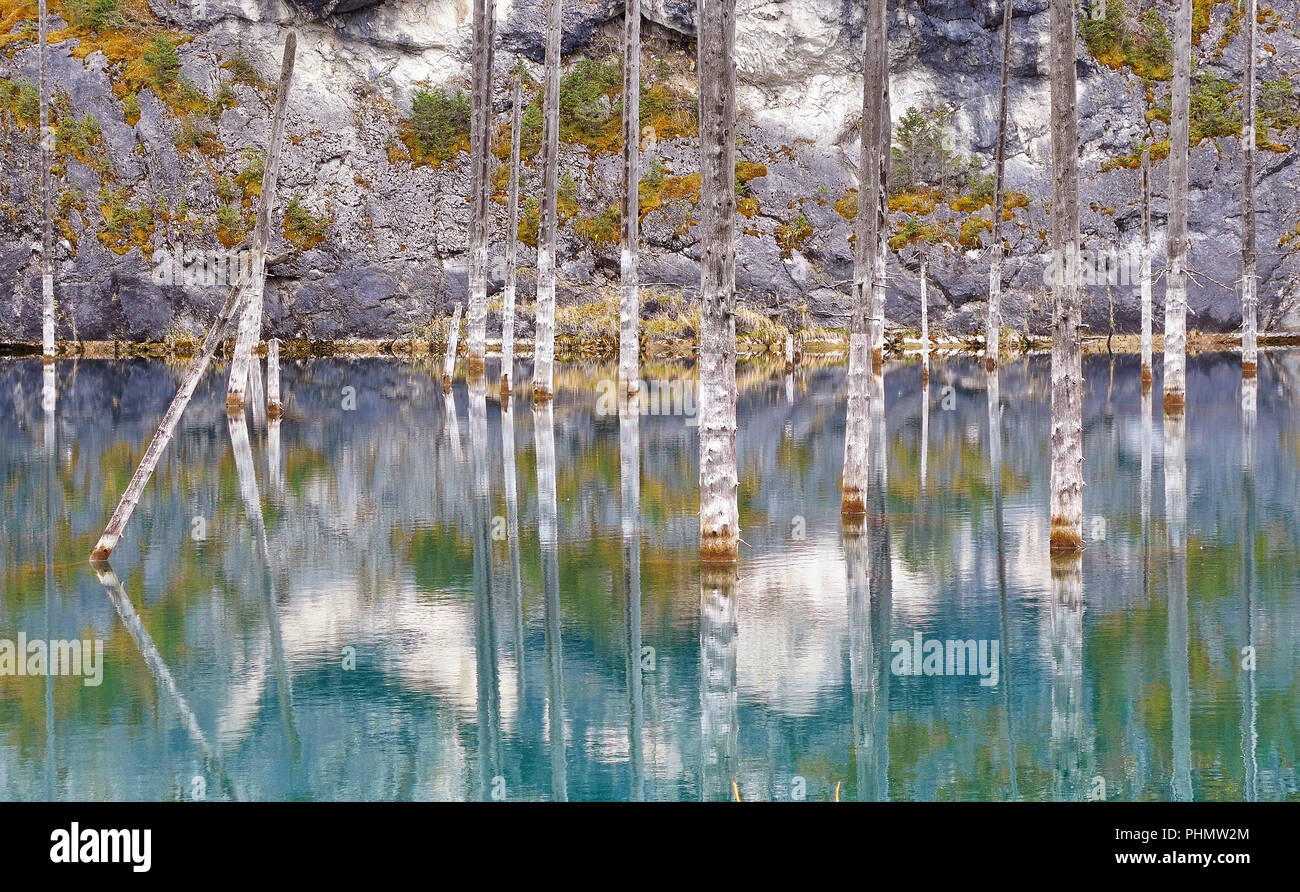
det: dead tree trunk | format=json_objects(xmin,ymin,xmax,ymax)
[
  {"xmin": 266, "ymin": 337, "xmax": 282, "ymax": 417},
  {"xmin": 870, "ymin": 11, "xmax": 890, "ymax": 372},
  {"xmin": 502, "ymin": 71, "xmax": 523, "ymax": 393},
  {"xmin": 842, "ymin": 0, "xmax": 885, "ymax": 516},
  {"xmin": 466, "ymin": 0, "xmax": 496, "ymax": 374},
  {"xmin": 90, "ymin": 281, "xmax": 250, "ymax": 561},
  {"xmin": 1047, "ymin": 0, "xmax": 1083, "ymax": 551},
  {"xmin": 38, "ymin": 0, "xmax": 54, "ymax": 359},
  {"xmin": 532, "ymin": 0, "xmax": 562, "ymax": 400},
  {"xmin": 986, "ymin": 0, "xmax": 1013, "ymax": 372},
  {"xmin": 1140, "ymin": 145, "xmax": 1153, "ymax": 389},
  {"xmin": 920, "ymin": 253, "xmax": 930, "ymax": 382},
  {"xmin": 697, "ymin": 0, "xmax": 739, "ymax": 562},
  {"xmin": 1164, "ymin": 0, "xmax": 1192, "ymax": 412},
  {"xmin": 1241, "ymin": 0, "xmax": 1258, "ymax": 378},
  {"xmin": 442, "ymin": 301, "xmax": 462, "ymax": 391},
  {"xmin": 227, "ymin": 33, "xmax": 297, "ymax": 412},
  {"xmin": 619, "ymin": 0, "xmax": 642, "ymax": 394}
]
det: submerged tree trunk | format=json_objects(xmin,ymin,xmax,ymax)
[
  {"xmin": 442, "ymin": 301, "xmax": 462, "ymax": 391},
  {"xmin": 697, "ymin": 0, "xmax": 739, "ymax": 562},
  {"xmin": 38, "ymin": 0, "xmax": 54, "ymax": 359},
  {"xmin": 466, "ymin": 0, "xmax": 496, "ymax": 374},
  {"xmin": 90, "ymin": 280, "xmax": 253, "ymax": 561},
  {"xmin": 227, "ymin": 34, "xmax": 297, "ymax": 412},
  {"xmin": 842, "ymin": 0, "xmax": 885, "ymax": 516},
  {"xmin": 1047, "ymin": 0, "xmax": 1083, "ymax": 551},
  {"xmin": 619, "ymin": 0, "xmax": 642, "ymax": 394},
  {"xmin": 501, "ymin": 72, "xmax": 523, "ymax": 393},
  {"xmin": 986, "ymin": 0, "xmax": 1013, "ymax": 372},
  {"xmin": 532, "ymin": 0, "xmax": 562, "ymax": 400},
  {"xmin": 501, "ymin": 391, "xmax": 525, "ymax": 702},
  {"xmin": 1241, "ymin": 0, "xmax": 1258, "ymax": 378},
  {"xmin": 534, "ymin": 400, "xmax": 567, "ymax": 799},
  {"xmin": 1140, "ymin": 145, "xmax": 1153, "ymax": 389},
  {"xmin": 1164, "ymin": 408, "xmax": 1192, "ymax": 800},
  {"xmin": 699, "ymin": 565, "xmax": 738, "ymax": 801},
  {"xmin": 468, "ymin": 371, "xmax": 501, "ymax": 797},
  {"xmin": 266, "ymin": 337, "xmax": 282, "ymax": 418},
  {"xmin": 1164, "ymin": 0, "xmax": 1192, "ymax": 412}
]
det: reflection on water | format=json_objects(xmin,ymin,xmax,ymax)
[{"xmin": 2, "ymin": 352, "xmax": 1298, "ymax": 801}]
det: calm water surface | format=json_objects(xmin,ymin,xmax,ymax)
[{"xmin": 1, "ymin": 351, "xmax": 1297, "ymax": 801}]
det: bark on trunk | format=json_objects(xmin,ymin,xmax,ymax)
[
  {"xmin": 227, "ymin": 34, "xmax": 297, "ymax": 412},
  {"xmin": 842, "ymin": 0, "xmax": 885, "ymax": 516},
  {"xmin": 697, "ymin": 0, "xmax": 740, "ymax": 562},
  {"xmin": 986, "ymin": 0, "xmax": 1014, "ymax": 372},
  {"xmin": 1241, "ymin": 0, "xmax": 1258, "ymax": 378},
  {"xmin": 1164, "ymin": 0, "xmax": 1192, "ymax": 412},
  {"xmin": 870, "ymin": 7, "xmax": 890, "ymax": 371},
  {"xmin": 266, "ymin": 337, "xmax": 282, "ymax": 418},
  {"xmin": 90, "ymin": 280, "xmax": 253, "ymax": 561},
  {"xmin": 466, "ymin": 0, "xmax": 496, "ymax": 373},
  {"xmin": 919, "ymin": 255, "xmax": 930, "ymax": 382},
  {"xmin": 532, "ymin": 0, "xmax": 562, "ymax": 400},
  {"xmin": 38, "ymin": 0, "xmax": 54, "ymax": 360},
  {"xmin": 501, "ymin": 72, "xmax": 523, "ymax": 393},
  {"xmin": 619, "ymin": 0, "xmax": 642, "ymax": 394},
  {"xmin": 442, "ymin": 301, "xmax": 462, "ymax": 391},
  {"xmin": 1140, "ymin": 145, "xmax": 1153, "ymax": 388},
  {"xmin": 1048, "ymin": 0, "xmax": 1083, "ymax": 550}
]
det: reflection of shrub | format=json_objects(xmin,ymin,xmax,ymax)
[{"xmin": 403, "ymin": 87, "xmax": 471, "ymax": 167}]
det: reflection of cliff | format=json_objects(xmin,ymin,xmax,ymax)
[{"xmin": 2, "ymin": 352, "xmax": 1299, "ymax": 799}]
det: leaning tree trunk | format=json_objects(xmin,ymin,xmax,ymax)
[
  {"xmin": 442, "ymin": 301, "xmax": 462, "ymax": 391},
  {"xmin": 532, "ymin": 0, "xmax": 562, "ymax": 400},
  {"xmin": 986, "ymin": 0, "xmax": 1013, "ymax": 372},
  {"xmin": 466, "ymin": 0, "xmax": 496, "ymax": 374},
  {"xmin": 697, "ymin": 0, "xmax": 740, "ymax": 562},
  {"xmin": 1047, "ymin": 0, "xmax": 1083, "ymax": 551},
  {"xmin": 38, "ymin": 0, "xmax": 54, "ymax": 359},
  {"xmin": 227, "ymin": 34, "xmax": 297, "ymax": 412},
  {"xmin": 1164, "ymin": 0, "xmax": 1192, "ymax": 412},
  {"xmin": 870, "ymin": 9, "xmax": 890, "ymax": 372},
  {"xmin": 1140, "ymin": 145, "xmax": 1153, "ymax": 389},
  {"xmin": 1240, "ymin": 0, "xmax": 1258, "ymax": 378},
  {"xmin": 501, "ymin": 71, "xmax": 523, "ymax": 393},
  {"xmin": 619, "ymin": 0, "xmax": 642, "ymax": 394},
  {"xmin": 842, "ymin": 0, "xmax": 885, "ymax": 516}
]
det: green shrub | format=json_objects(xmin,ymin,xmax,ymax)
[
  {"xmin": 284, "ymin": 194, "xmax": 330, "ymax": 248},
  {"xmin": 65, "ymin": 0, "xmax": 121, "ymax": 32},
  {"xmin": 404, "ymin": 87, "xmax": 471, "ymax": 166},
  {"xmin": 142, "ymin": 36, "xmax": 180, "ymax": 91}
]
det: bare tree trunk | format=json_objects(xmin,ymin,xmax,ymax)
[
  {"xmin": 1048, "ymin": 551, "xmax": 1086, "ymax": 799},
  {"xmin": 1164, "ymin": 0, "xmax": 1192, "ymax": 412},
  {"xmin": 90, "ymin": 280, "xmax": 251, "ymax": 561},
  {"xmin": 919, "ymin": 254, "xmax": 930, "ymax": 382},
  {"xmin": 697, "ymin": 0, "xmax": 739, "ymax": 562},
  {"xmin": 38, "ymin": 0, "xmax": 54, "ymax": 360},
  {"xmin": 1241, "ymin": 0, "xmax": 1258, "ymax": 378},
  {"xmin": 468, "ymin": 371, "xmax": 501, "ymax": 796},
  {"xmin": 502, "ymin": 72, "xmax": 523, "ymax": 393},
  {"xmin": 266, "ymin": 337, "xmax": 282, "ymax": 417},
  {"xmin": 532, "ymin": 0, "xmax": 562, "ymax": 400},
  {"xmin": 986, "ymin": 0, "xmax": 1013, "ymax": 372},
  {"xmin": 1048, "ymin": 0, "xmax": 1083, "ymax": 551},
  {"xmin": 699, "ymin": 565, "xmax": 738, "ymax": 800},
  {"xmin": 227, "ymin": 34, "xmax": 297, "ymax": 412},
  {"xmin": 1240, "ymin": 373, "xmax": 1258, "ymax": 800},
  {"xmin": 466, "ymin": 0, "xmax": 496, "ymax": 374},
  {"xmin": 842, "ymin": 0, "xmax": 884, "ymax": 516},
  {"xmin": 870, "ymin": 9, "xmax": 890, "ymax": 372},
  {"xmin": 1140, "ymin": 145, "xmax": 1153, "ymax": 389},
  {"xmin": 500, "ymin": 392, "xmax": 525, "ymax": 702},
  {"xmin": 442, "ymin": 301, "xmax": 462, "ymax": 391},
  {"xmin": 619, "ymin": 0, "xmax": 642, "ymax": 394}
]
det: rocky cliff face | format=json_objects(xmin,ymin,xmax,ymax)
[{"xmin": 2, "ymin": 0, "xmax": 1298, "ymax": 343}]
